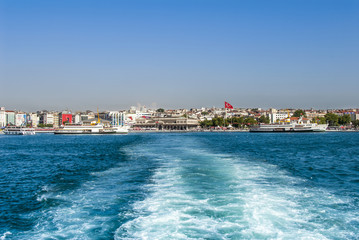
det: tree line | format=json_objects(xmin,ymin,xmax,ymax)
[
  {"xmin": 200, "ymin": 116, "xmax": 270, "ymax": 128},
  {"xmin": 200, "ymin": 110, "xmax": 357, "ymax": 128}
]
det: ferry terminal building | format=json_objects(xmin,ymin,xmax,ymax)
[{"xmin": 133, "ymin": 117, "xmax": 199, "ymax": 130}]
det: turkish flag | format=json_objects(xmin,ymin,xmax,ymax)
[{"xmin": 225, "ymin": 101, "xmax": 233, "ymax": 109}]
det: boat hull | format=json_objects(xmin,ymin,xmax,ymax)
[
  {"xmin": 250, "ymin": 124, "xmax": 328, "ymax": 133},
  {"xmin": 3, "ymin": 127, "xmax": 36, "ymax": 135},
  {"xmin": 54, "ymin": 130, "xmax": 118, "ymax": 134}
]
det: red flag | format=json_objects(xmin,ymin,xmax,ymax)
[{"xmin": 225, "ymin": 101, "xmax": 233, "ymax": 109}]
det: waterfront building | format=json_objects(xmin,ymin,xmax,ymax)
[
  {"xmin": 29, "ymin": 113, "xmax": 39, "ymax": 127},
  {"xmin": 15, "ymin": 112, "xmax": 27, "ymax": 126},
  {"xmin": 60, "ymin": 113, "xmax": 73, "ymax": 125},
  {"xmin": 108, "ymin": 111, "xmax": 126, "ymax": 126},
  {"xmin": 0, "ymin": 107, "xmax": 6, "ymax": 127},
  {"xmin": 53, "ymin": 113, "xmax": 60, "ymax": 128},
  {"xmin": 134, "ymin": 117, "xmax": 199, "ymax": 130},
  {"xmin": 43, "ymin": 113, "xmax": 54, "ymax": 125},
  {"xmin": 5, "ymin": 111, "xmax": 15, "ymax": 126},
  {"xmin": 87, "ymin": 112, "xmax": 95, "ymax": 119},
  {"xmin": 81, "ymin": 113, "xmax": 89, "ymax": 121},
  {"xmin": 269, "ymin": 108, "xmax": 293, "ymax": 123},
  {"xmin": 125, "ymin": 113, "xmax": 137, "ymax": 126},
  {"xmin": 74, "ymin": 113, "xmax": 82, "ymax": 124}
]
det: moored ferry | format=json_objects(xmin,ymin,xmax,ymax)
[
  {"xmin": 55, "ymin": 110, "xmax": 128, "ymax": 135},
  {"xmin": 54, "ymin": 123, "xmax": 118, "ymax": 134},
  {"xmin": 4, "ymin": 126, "xmax": 36, "ymax": 135},
  {"xmin": 250, "ymin": 117, "xmax": 328, "ymax": 132}
]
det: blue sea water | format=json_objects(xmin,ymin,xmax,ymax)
[{"xmin": 0, "ymin": 132, "xmax": 358, "ymax": 239}]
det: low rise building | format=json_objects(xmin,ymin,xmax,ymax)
[
  {"xmin": 134, "ymin": 117, "xmax": 199, "ymax": 130},
  {"xmin": 305, "ymin": 111, "xmax": 326, "ymax": 121},
  {"xmin": 269, "ymin": 109, "xmax": 293, "ymax": 123}
]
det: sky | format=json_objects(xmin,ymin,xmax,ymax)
[{"xmin": 0, "ymin": 0, "xmax": 358, "ymax": 112}]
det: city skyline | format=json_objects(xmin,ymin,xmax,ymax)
[
  {"xmin": 1, "ymin": 0, "xmax": 358, "ymax": 111},
  {"xmin": 1, "ymin": 104, "xmax": 359, "ymax": 114}
]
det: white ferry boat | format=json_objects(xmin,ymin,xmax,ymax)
[
  {"xmin": 55, "ymin": 110, "xmax": 129, "ymax": 134},
  {"xmin": 4, "ymin": 126, "xmax": 36, "ymax": 135},
  {"xmin": 54, "ymin": 123, "xmax": 119, "ymax": 134},
  {"xmin": 112, "ymin": 125, "xmax": 129, "ymax": 134},
  {"xmin": 250, "ymin": 117, "xmax": 328, "ymax": 132}
]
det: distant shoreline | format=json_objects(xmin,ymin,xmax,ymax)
[{"xmin": 1, "ymin": 129, "xmax": 359, "ymax": 135}]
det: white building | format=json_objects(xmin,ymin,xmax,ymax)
[
  {"xmin": 15, "ymin": 112, "xmax": 27, "ymax": 126},
  {"xmin": 125, "ymin": 111, "xmax": 151, "ymax": 126},
  {"xmin": 0, "ymin": 107, "xmax": 6, "ymax": 127},
  {"xmin": 29, "ymin": 113, "xmax": 39, "ymax": 127},
  {"xmin": 108, "ymin": 111, "xmax": 126, "ymax": 126},
  {"xmin": 269, "ymin": 109, "xmax": 292, "ymax": 123},
  {"xmin": 74, "ymin": 113, "xmax": 82, "ymax": 124},
  {"xmin": 44, "ymin": 113, "xmax": 54, "ymax": 125}
]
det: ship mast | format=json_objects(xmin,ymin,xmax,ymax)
[{"xmin": 97, "ymin": 107, "xmax": 100, "ymax": 124}]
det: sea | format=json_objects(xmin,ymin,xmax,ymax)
[{"xmin": 0, "ymin": 132, "xmax": 358, "ymax": 240}]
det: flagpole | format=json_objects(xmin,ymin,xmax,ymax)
[{"xmin": 224, "ymin": 102, "xmax": 227, "ymax": 128}]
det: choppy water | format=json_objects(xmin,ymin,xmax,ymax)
[{"xmin": 0, "ymin": 133, "xmax": 358, "ymax": 239}]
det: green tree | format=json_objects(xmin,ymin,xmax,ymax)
[
  {"xmin": 230, "ymin": 117, "xmax": 244, "ymax": 128},
  {"xmin": 200, "ymin": 120, "xmax": 212, "ymax": 128},
  {"xmin": 244, "ymin": 117, "xmax": 257, "ymax": 126},
  {"xmin": 352, "ymin": 120, "xmax": 359, "ymax": 128},
  {"xmin": 313, "ymin": 117, "xmax": 326, "ymax": 124},
  {"xmin": 156, "ymin": 108, "xmax": 165, "ymax": 113},
  {"xmin": 202, "ymin": 111, "xmax": 209, "ymax": 116},
  {"xmin": 338, "ymin": 114, "xmax": 351, "ymax": 125},
  {"xmin": 37, "ymin": 123, "xmax": 53, "ymax": 128},
  {"xmin": 201, "ymin": 117, "xmax": 235, "ymax": 128},
  {"xmin": 325, "ymin": 113, "xmax": 339, "ymax": 126},
  {"xmin": 292, "ymin": 109, "xmax": 306, "ymax": 118},
  {"xmin": 258, "ymin": 115, "xmax": 270, "ymax": 124}
]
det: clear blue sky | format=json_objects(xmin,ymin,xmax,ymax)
[{"xmin": 1, "ymin": 0, "xmax": 358, "ymax": 111}]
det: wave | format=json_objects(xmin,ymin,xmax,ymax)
[
  {"xmin": 114, "ymin": 136, "xmax": 358, "ymax": 239},
  {"xmin": 0, "ymin": 232, "xmax": 11, "ymax": 240},
  {"xmin": 10, "ymin": 134, "xmax": 359, "ymax": 239}
]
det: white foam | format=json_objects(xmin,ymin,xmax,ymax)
[
  {"xmin": 0, "ymin": 232, "xmax": 12, "ymax": 240},
  {"xmin": 17, "ymin": 135, "xmax": 359, "ymax": 239},
  {"xmin": 18, "ymin": 150, "xmax": 146, "ymax": 239},
  {"xmin": 115, "ymin": 137, "xmax": 358, "ymax": 239}
]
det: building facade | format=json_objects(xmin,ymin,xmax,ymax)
[
  {"xmin": 269, "ymin": 109, "xmax": 293, "ymax": 123},
  {"xmin": 44, "ymin": 113, "xmax": 54, "ymax": 125},
  {"xmin": 6, "ymin": 111, "xmax": 15, "ymax": 126},
  {"xmin": 0, "ymin": 107, "xmax": 6, "ymax": 127},
  {"xmin": 29, "ymin": 113, "xmax": 39, "ymax": 127},
  {"xmin": 15, "ymin": 112, "xmax": 27, "ymax": 126},
  {"xmin": 60, "ymin": 113, "xmax": 73, "ymax": 125},
  {"xmin": 134, "ymin": 117, "xmax": 199, "ymax": 130}
]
